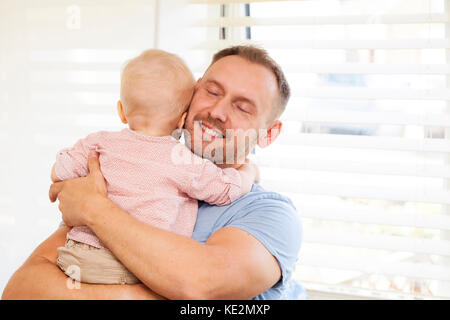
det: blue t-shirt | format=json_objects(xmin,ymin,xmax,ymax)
[{"xmin": 192, "ymin": 184, "xmax": 305, "ymax": 300}]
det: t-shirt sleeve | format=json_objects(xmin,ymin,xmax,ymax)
[
  {"xmin": 53, "ymin": 132, "xmax": 102, "ymax": 180},
  {"xmin": 226, "ymin": 197, "xmax": 302, "ymax": 287}
]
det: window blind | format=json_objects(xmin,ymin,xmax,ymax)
[{"xmin": 189, "ymin": 0, "xmax": 450, "ymax": 299}]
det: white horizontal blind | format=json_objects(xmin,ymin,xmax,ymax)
[
  {"xmin": 190, "ymin": 0, "xmax": 450, "ymax": 299},
  {"xmin": 0, "ymin": 0, "xmax": 157, "ymax": 293}
]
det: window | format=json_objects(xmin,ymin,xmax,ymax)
[{"xmin": 190, "ymin": 0, "xmax": 450, "ymax": 299}]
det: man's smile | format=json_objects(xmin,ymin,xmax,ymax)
[{"xmin": 196, "ymin": 121, "xmax": 224, "ymax": 141}]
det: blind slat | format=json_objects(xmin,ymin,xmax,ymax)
[
  {"xmin": 196, "ymin": 39, "xmax": 450, "ymax": 50},
  {"xmin": 292, "ymin": 87, "xmax": 450, "ymax": 100},
  {"xmin": 256, "ymin": 156, "xmax": 450, "ymax": 179},
  {"xmin": 300, "ymin": 254, "xmax": 450, "ymax": 282},
  {"xmin": 191, "ymin": 0, "xmax": 333, "ymax": 3},
  {"xmin": 303, "ymin": 231, "xmax": 450, "ymax": 256},
  {"xmin": 29, "ymin": 49, "xmax": 137, "ymax": 63},
  {"xmin": 300, "ymin": 281, "xmax": 449, "ymax": 300},
  {"xmin": 266, "ymin": 180, "xmax": 450, "ymax": 204},
  {"xmin": 27, "ymin": 36, "xmax": 152, "ymax": 51},
  {"xmin": 195, "ymin": 13, "xmax": 449, "ymax": 27},
  {"xmin": 277, "ymin": 134, "xmax": 450, "ymax": 153},
  {"xmin": 286, "ymin": 64, "xmax": 450, "ymax": 75},
  {"xmin": 30, "ymin": 62, "xmax": 123, "ymax": 71},
  {"xmin": 30, "ymin": 83, "xmax": 119, "ymax": 92},
  {"xmin": 296, "ymin": 203, "xmax": 450, "ymax": 231},
  {"xmin": 194, "ymin": 63, "xmax": 450, "ymax": 74},
  {"xmin": 285, "ymin": 109, "xmax": 450, "ymax": 127}
]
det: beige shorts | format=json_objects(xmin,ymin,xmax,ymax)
[{"xmin": 57, "ymin": 239, "xmax": 140, "ymax": 285}]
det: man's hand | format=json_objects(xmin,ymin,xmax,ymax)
[{"xmin": 49, "ymin": 156, "xmax": 108, "ymax": 227}]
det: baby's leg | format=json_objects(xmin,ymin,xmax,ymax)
[{"xmin": 56, "ymin": 239, "xmax": 140, "ymax": 285}]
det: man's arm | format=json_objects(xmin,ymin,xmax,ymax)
[
  {"xmin": 81, "ymin": 200, "xmax": 280, "ymax": 299},
  {"xmin": 48, "ymin": 157, "xmax": 281, "ymax": 300},
  {"xmin": 1, "ymin": 225, "xmax": 163, "ymax": 300}
]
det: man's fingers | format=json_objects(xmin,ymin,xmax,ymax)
[
  {"xmin": 87, "ymin": 153, "xmax": 107, "ymax": 195},
  {"xmin": 49, "ymin": 181, "xmax": 64, "ymax": 202},
  {"xmin": 87, "ymin": 154, "xmax": 101, "ymax": 176}
]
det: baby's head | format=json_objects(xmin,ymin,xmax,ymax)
[{"xmin": 118, "ymin": 49, "xmax": 195, "ymax": 135}]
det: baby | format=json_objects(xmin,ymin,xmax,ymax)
[{"xmin": 53, "ymin": 49, "xmax": 257, "ymax": 285}]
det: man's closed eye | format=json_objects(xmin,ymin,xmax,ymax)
[{"xmin": 207, "ymin": 89, "xmax": 219, "ymax": 96}]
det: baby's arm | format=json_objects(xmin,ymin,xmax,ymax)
[
  {"xmin": 179, "ymin": 157, "xmax": 259, "ymax": 206},
  {"xmin": 52, "ymin": 132, "xmax": 101, "ymax": 182}
]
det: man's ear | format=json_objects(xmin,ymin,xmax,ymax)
[
  {"xmin": 257, "ymin": 120, "xmax": 282, "ymax": 148},
  {"xmin": 117, "ymin": 100, "xmax": 128, "ymax": 124}
]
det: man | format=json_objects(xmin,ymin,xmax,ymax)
[{"xmin": 2, "ymin": 45, "xmax": 303, "ymax": 300}]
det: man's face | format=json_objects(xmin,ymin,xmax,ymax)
[{"xmin": 184, "ymin": 55, "xmax": 279, "ymax": 167}]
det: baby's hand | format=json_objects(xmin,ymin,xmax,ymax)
[
  {"xmin": 252, "ymin": 162, "xmax": 260, "ymax": 184},
  {"xmin": 237, "ymin": 160, "xmax": 260, "ymax": 195},
  {"xmin": 239, "ymin": 160, "xmax": 260, "ymax": 183}
]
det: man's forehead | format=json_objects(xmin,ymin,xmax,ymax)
[
  {"xmin": 203, "ymin": 56, "xmax": 278, "ymax": 98},
  {"xmin": 206, "ymin": 55, "xmax": 259, "ymax": 78}
]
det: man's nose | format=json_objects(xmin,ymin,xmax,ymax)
[{"xmin": 209, "ymin": 98, "xmax": 228, "ymax": 123}]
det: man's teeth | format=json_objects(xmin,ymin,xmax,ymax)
[
  {"xmin": 204, "ymin": 127, "xmax": 222, "ymax": 138},
  {"xmin": 200, "ymin": 123, "xmax": 223, "ymax": 138}
]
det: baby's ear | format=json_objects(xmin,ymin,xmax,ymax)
[
  {"xmin": 117, "ymin": 101, "xmax": 128, "ymax": 124},
  {"xmin": 177, "ymin": 112, "xmax": 188, "ymax": 130}
]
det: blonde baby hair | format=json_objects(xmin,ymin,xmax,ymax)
[{"xmin": 120, "ymin": 49, "xmax": 195, "ymax": 131}]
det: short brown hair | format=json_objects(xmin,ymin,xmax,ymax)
[{"xmin": 210, "ymin": 45, "xmax": 290, "ymax": 121}]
